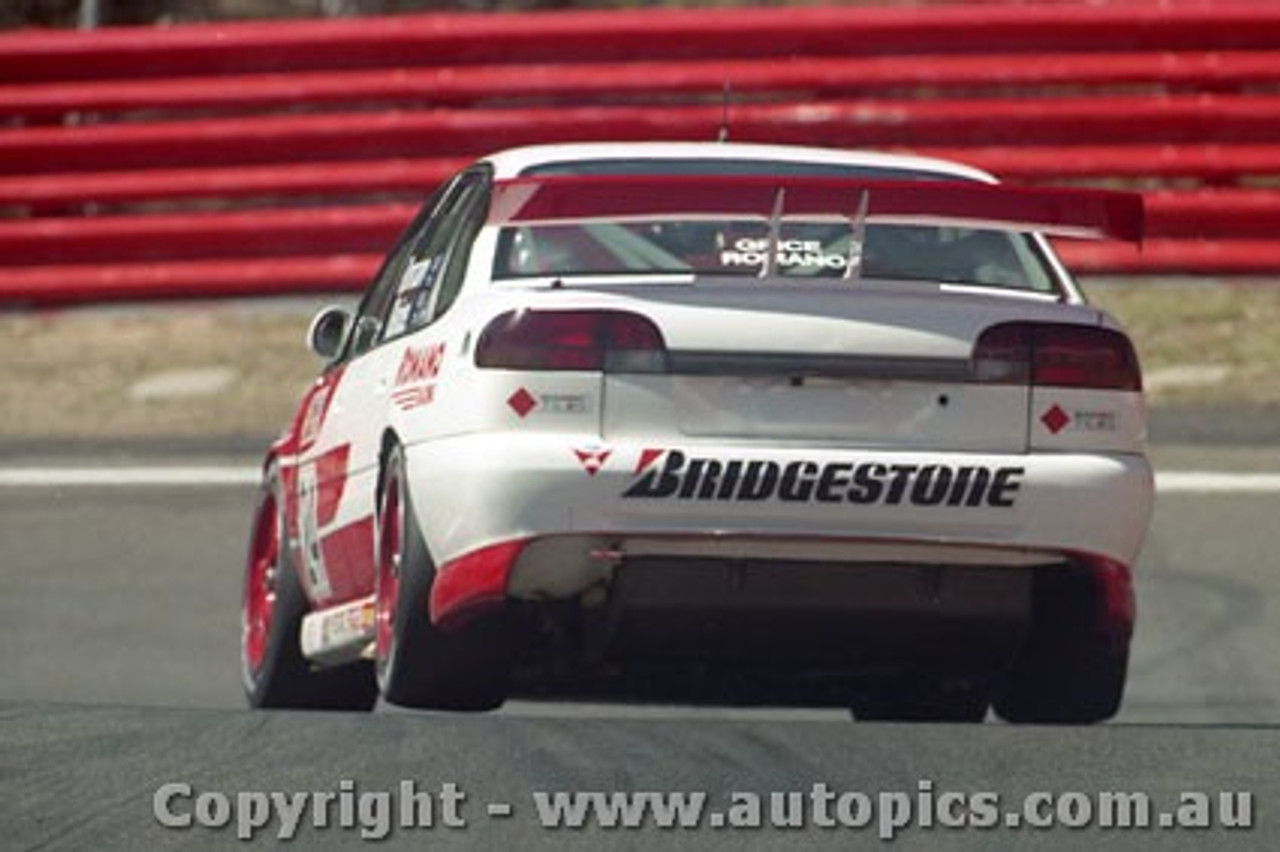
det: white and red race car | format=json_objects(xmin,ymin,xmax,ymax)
[{"xmin": 241, "ymin": 142, "xmax": 1152, "ymax": 723}]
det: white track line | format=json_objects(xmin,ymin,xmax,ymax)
[
  {"xmin": 0, "ymin": 466, "xmax": 1277, "ymax": 492},
  {"xmin": 0, "ymin": 466, "xmax": 259, "ymax": 487},
  {"xmin": 1155, "ymin": 472, "xmax": 1280, "ymax": 494}
]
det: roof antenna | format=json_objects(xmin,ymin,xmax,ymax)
[{"xmin": 717, "ymin": 81, "xmax": 732, "ymax": 142}]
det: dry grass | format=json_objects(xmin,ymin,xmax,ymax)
[
  {"xmin": 1084, "ymin": 279, "xmax": 1280, "ymax": 407},
  {"xmin": 0, "ymin": 303, "xmax": 322, "ymax": 441}
]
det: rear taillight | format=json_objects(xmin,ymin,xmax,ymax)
[
  {"xmin": 971, "ymin": 323, "xmax": 1032, "ymax": 385},
  {"xmin": 973, "ymin": 322, "xmax": 1141, "ymax": 391},
  {"xmin": 475, "ymin": 309, "xmax": 667, "ymax": 372}
]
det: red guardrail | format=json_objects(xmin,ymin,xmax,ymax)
[
  {"xmin": 6, "ymin": 52, "xmax": 1278, "ymax": 119},
  {"xmin": 7, "ymin": 96, "xmax": 1280, "ymax": 175},
  {"xmin": 7, "ymin": 3, "xmax": 1280, "ymax": 81},
  {"xmin": 1, "ymin": 1, "xmax": 1278, "ymax": 304}
]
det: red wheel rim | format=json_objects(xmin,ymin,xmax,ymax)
[
  {"xmin": 376, "ymin": 475, "xmax": 402, "ymax": 670},
  {"xmin": 242, "ymin": 490, "xmax": 279, "ymax": 675}
]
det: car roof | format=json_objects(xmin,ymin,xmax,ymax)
[{"xmin": 481, "ymin": 141, "xmax": 996, "ymax": 183}]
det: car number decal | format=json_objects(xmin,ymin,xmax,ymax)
[{"xmin": 296, "ymin": 461, "xmax": 332, "ymax": 600}]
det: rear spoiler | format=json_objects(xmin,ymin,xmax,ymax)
[{"xmin": 489, "ymin": 175, "xmax": 1144, "ymax": 243}]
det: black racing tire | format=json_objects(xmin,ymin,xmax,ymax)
[
  {"xmin": 851, "ymin": 680, "xmax": 990, "ymax": 724},
  {"xmin": 375, "ymin": 444, "xmax": 512, "ymax": 711},
  {"xmin": 241, "ymin": 463, "xmax": 378, "ymax": 711},
  {"xmin": 993, "ymin": 567, "xmax": 1129, "ymax": 725}
]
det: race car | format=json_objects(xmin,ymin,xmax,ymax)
[{"xmin": 241, "ymin": 142, "xmax": 1152, "ymax": 723}]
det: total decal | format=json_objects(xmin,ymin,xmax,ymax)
[
  {"xmin": 1040, "ymin": 403, "xmax": 1119, "ymax": 436},
  {"xmin": 621, "ymin": 448, "xmax": 1024, "ymax": 508},
  {"xmin": 510, "ymin": 387, "xmax": 591, "ymax": 420},
  {"xmin": 391, "ymin": 342, "xmax": 445, "ymax": 411}
]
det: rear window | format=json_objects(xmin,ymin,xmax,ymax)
[{"xmin": 494, "ymin": 158, "xmax": 1058, "ymax": 293}]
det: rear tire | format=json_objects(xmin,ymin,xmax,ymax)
[
  {"xmin": 993, "ymin": 566, "xmax": 1129, "ymax": 724},
  {"xmin": 375, "ymin": 445, "xmax": 511, "ymax": 711},
  {"xmin": 851, "ymin": 679, "xmax": 990, "ymax": 723},
  {"xmin": 241, "ymin": 464, "xmax": 378, "ymax": 711}
]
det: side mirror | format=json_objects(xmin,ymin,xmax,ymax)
[{"xmin": 306, "ymin": 305, "xmax": 352, "ymax": 360}]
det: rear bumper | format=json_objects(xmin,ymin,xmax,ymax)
[{"xmin": 404, "ymin": 434, "xmax": 1153, "ymax": 624}]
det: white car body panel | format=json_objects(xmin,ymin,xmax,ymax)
[{"xmin": 404, "ymin": 436, "xmax": 1151, "ymax": 587}]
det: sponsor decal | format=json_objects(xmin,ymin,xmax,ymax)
[
  {"xmin": 1040, "ymin": 404, "xmax": 1070, "ymax": 435},
  {"xmin": 393, "ymin": 342, "xmax": 445, "ymax": 411},
  {"xmin": 395, "ymin": 342, "xmax": 446, "ymax": 385},
  {"xmin": 321, "ymin": 600, "xmax": 376, "ymax": 645},
  {"xmin": 541, "ymin": 393, "xmax": 588, "ymax": 414},
  {"xmin": 719, "ymin": 237, "xmax": 854, "ymax": 272},
  {"xmin": 573, "ymin": 445, "xmax": 613, "ymax": 477},
  {"xmin": 622, "ymin": 449, "xmax": 1024, "ymax": 508},
  {"xmin": 1040, "ymin": 404, "xmax": 1119, "ymax": 435},
  {"xmin": 507, "ymin": 387, "xmax": 538, "ymax": 419},
  {"xmin": 1071, "ymin": 410, "xmax": 1119, "ymax": 433},
  {"xmin": 391, "ymin": 385, "xmax": 436, "ymax": 410},
  {"xmin": 507, "ymin": 389, "xmax": 588, "ymax": 419}
]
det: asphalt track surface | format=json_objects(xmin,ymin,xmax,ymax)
[{"xmin": 3, "ymin": 440, "xmax": 1278, "ymax": 850}]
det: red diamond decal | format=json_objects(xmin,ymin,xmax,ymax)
[
  {"xmin": 1041, "ymin": 404, "xmax": 1071, "ymax": 435},
  {"xmin": 507, "ymin": 387, "xmax": 537, "ymax": 418}
]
